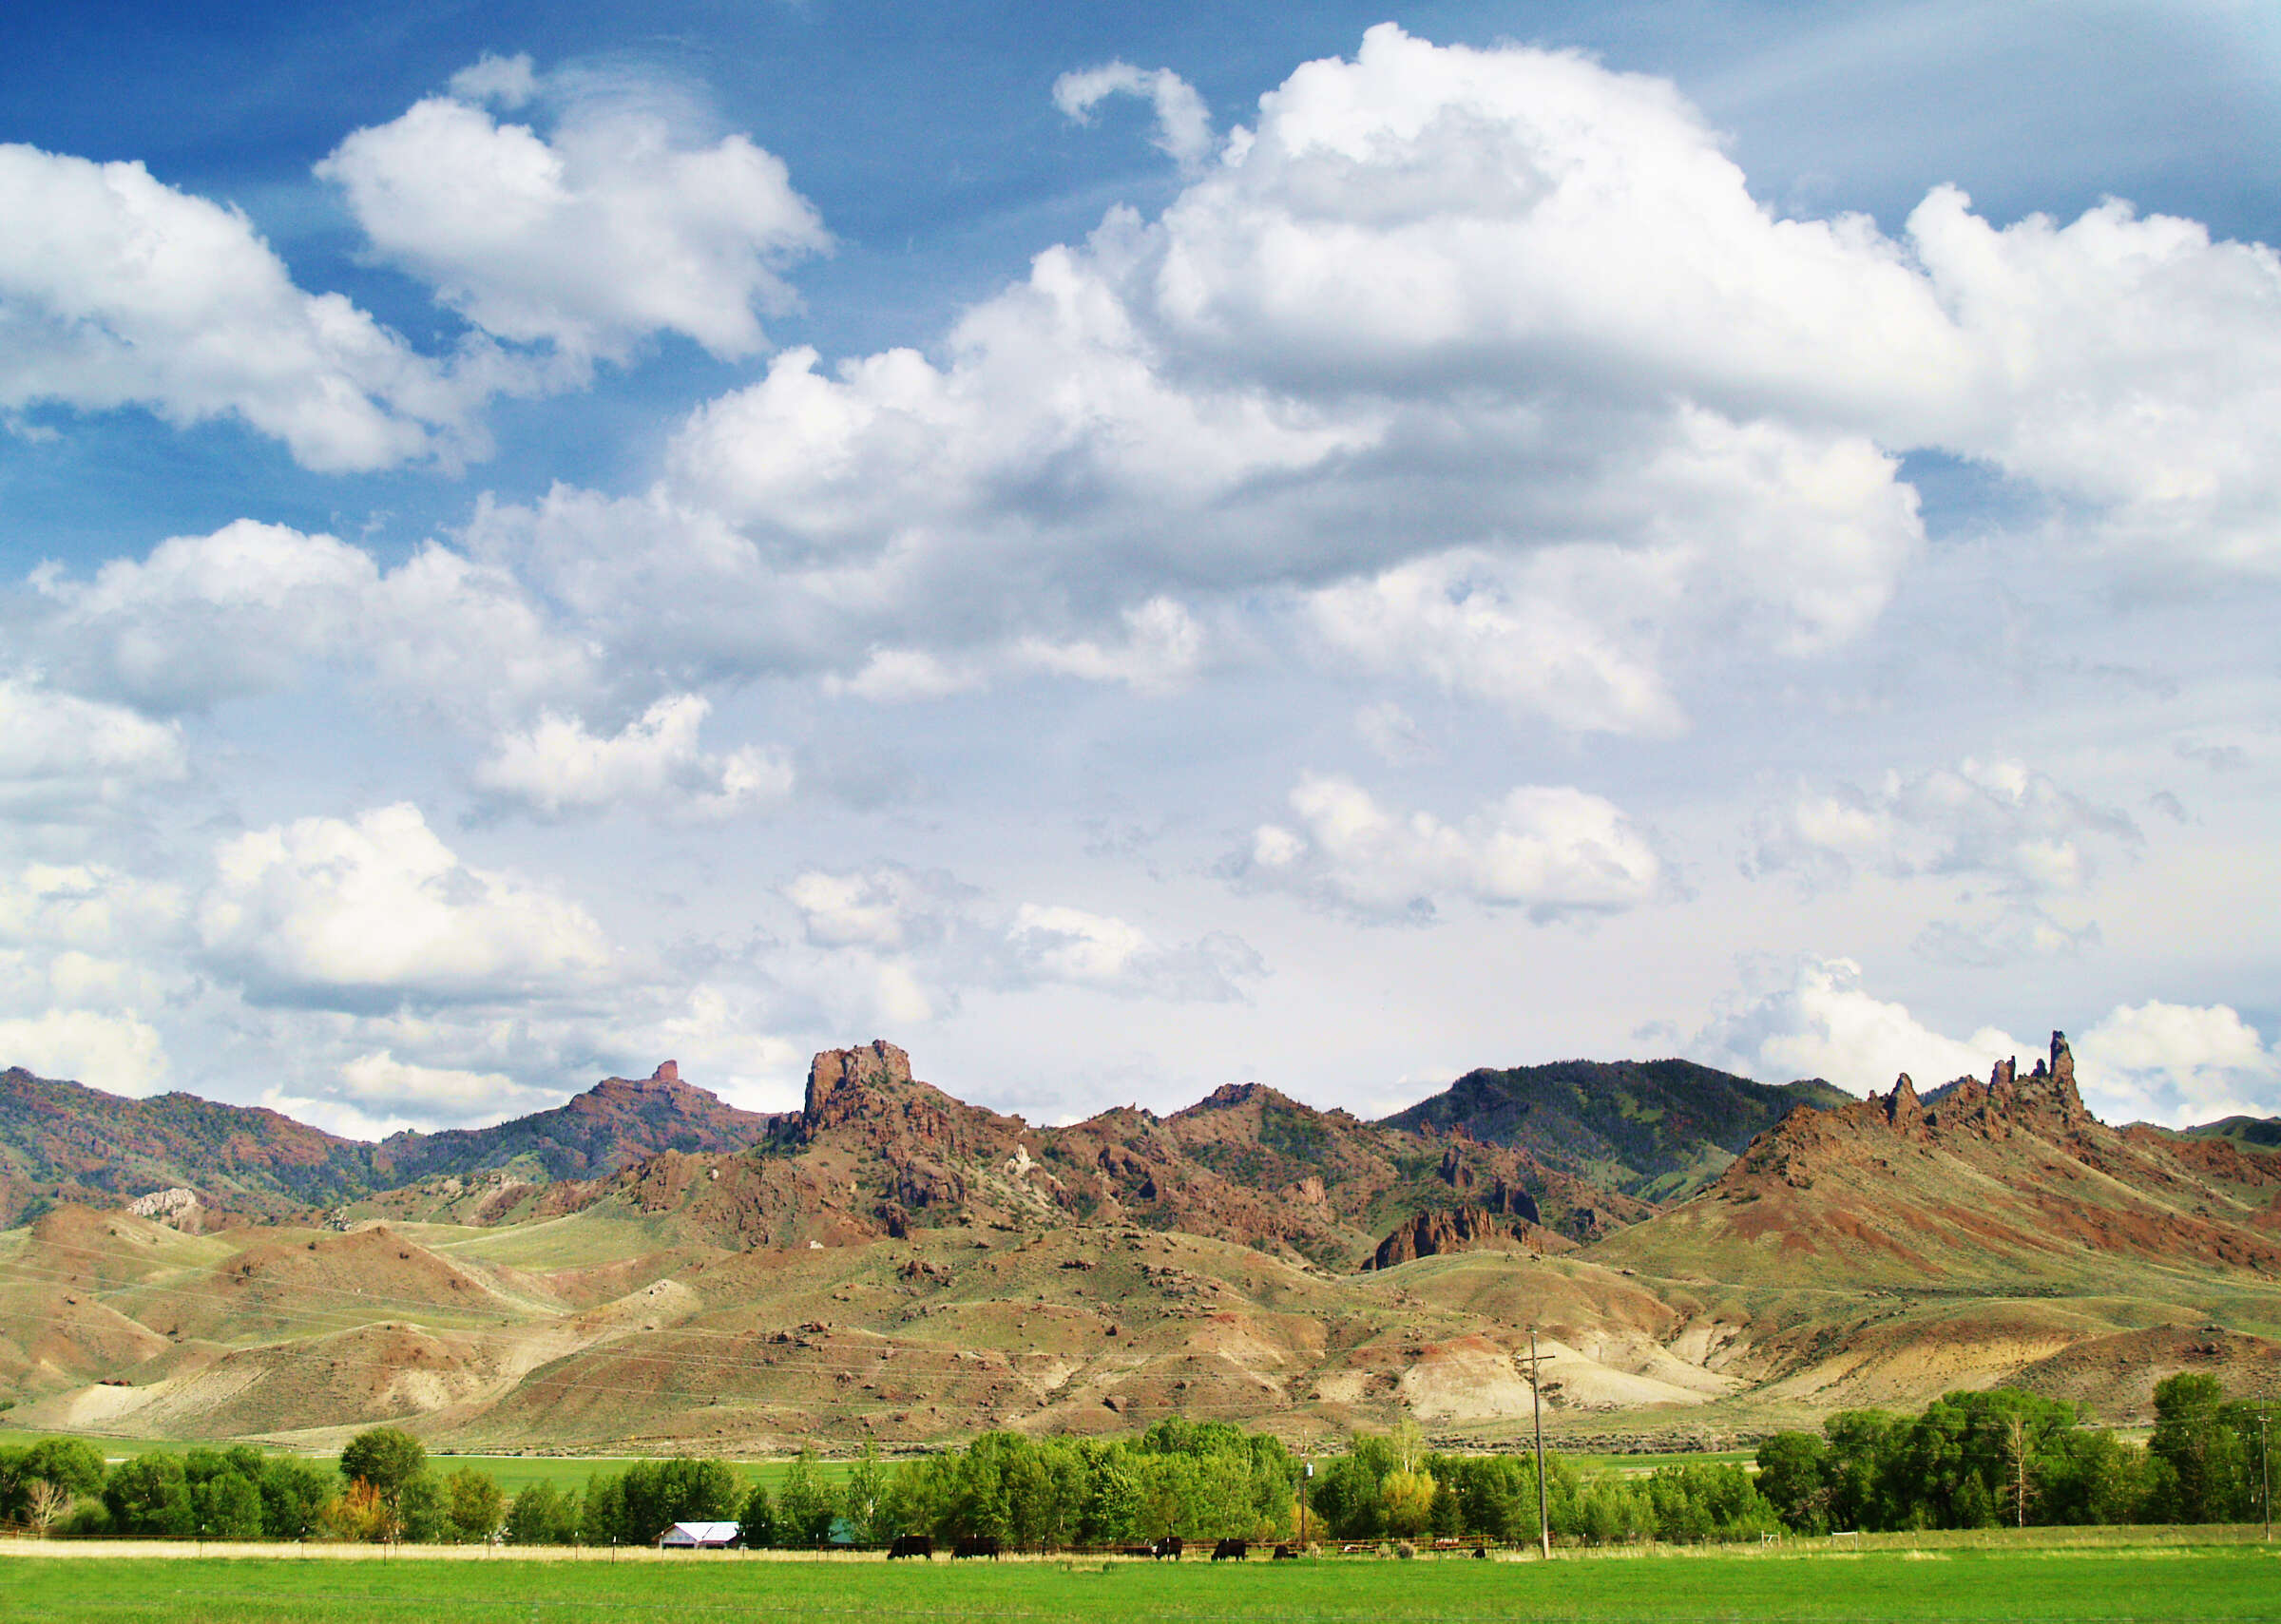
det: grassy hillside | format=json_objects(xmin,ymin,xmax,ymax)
[{"xmin": 1381, "ymin": 1060, "xmax": 1848, "ymax": 1202}]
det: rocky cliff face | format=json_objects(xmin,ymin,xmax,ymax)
[
  {"xmin": 1599, "ymin": 1029, "xmax": 2281, "ymax": 1287},
  {"xmin": 1364, "ymin": 1201, "xmax": 1547, "ymax": 1270},
  {"xmin": 576, "ymin": 1044, "xmax": 1652, "ymax": 1268}
]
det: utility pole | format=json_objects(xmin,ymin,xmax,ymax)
[
  {"xmin": 1301, "ymin": 1461, "xmax": 1312, "ymax": 1552},
  {"xmin": 1529, "ymin": 1328, "xmax": 1550, "ymax": 1560},
  {"xmin": 2244, "ymin": 1404, "xmax": 2262, "ymax": 1551}
]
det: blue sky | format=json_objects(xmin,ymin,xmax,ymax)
[{"xmin": 2, "ymin": 1, "xmax": 2277, "ymax": 1137}]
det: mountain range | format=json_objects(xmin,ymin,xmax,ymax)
[{"xmin": 3, "ymin": 1033, "xmax": 2277, "ymax": 1453}]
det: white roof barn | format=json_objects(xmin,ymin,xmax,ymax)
[{"xmin": 659, "ymin": 1521, "xmax": 741, "ymax": 1548}]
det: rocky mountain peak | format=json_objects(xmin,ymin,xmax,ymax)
[{"xmin": 804, "ymin": 1040, "xmax": 917, "ymax": 1130}]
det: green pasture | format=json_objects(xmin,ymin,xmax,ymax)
[
  {"xmin": 1566, "ymin": 1448, "xmax": 1757, "ymax": 1474},
  {"xmin": 6, "ymin": 1542, "xmax": 2277, "ymax": 1622},
  {"xmin": 0, "ymin": 1434, "xmax": 855, "ymax": 1496},
  {"xmin": 421, "ymin": 1453, "xmax": 854, "ymax": 1496}
]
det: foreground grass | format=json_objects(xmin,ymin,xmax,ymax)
[{"xmin": 7, "ymin": 1544, "xmax": 2278, "ymax": 1623}]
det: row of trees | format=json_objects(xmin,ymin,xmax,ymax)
[
  {"xmin": 1308, "ymin": 1423, "xmax": 1776, "ymax": 1545},
  {"xmin": 1754, "ymin": 1375, "xmax": 2273, "ymax": 1533},
  {"xmin": 0, "ymin": 1428, "xmax": 500, "ymax": 1542},
  {"xmin": 10, "ymin": 1375, "xmax": 2271, "ymax": 1549},
  {"xmin": 497, "ymin": 1422, "xmax": 1301, "ymax": 1549}
]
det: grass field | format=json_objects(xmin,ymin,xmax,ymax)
[
  {"xmin": 5, "ymin": 1543, "xmax": 2276, "ymax": 1622},
  {"xmin": 0, "ymin": 1434, "xmax": 855, "ymax": 1496},
  {"xmin": 421, "ymin": 1454, "xmax": 856, "ymax": 1495}
]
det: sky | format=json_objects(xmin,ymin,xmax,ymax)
[{"xmin": 2, "ymin": 1, "xmax": 2277, "ymax": 1139}]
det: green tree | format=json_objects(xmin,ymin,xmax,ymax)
[
  {"xmin": 2039, "ymin": 1429, "xmax": 2148, "ymax": 1527},
  {"xmin": 259, "ymin": 1458, "xmax": 337, "ymax": 1540},
  {"xmin": 1755, "ymin": 1432, "xmax": 1831, "ymax": 1533},
  {"xmin": 2148, "ymin": 1373, "xmax": 2252, "ymax": 1523},
  {"xmin": 617, "ymin": 1458, "xmax": 741, "ymax": 1545},
  {"xmin": 338, "ymin": 1428, "xmax": 428, "ymax": 1511},
  {"xmin": 504, "ymin": 1481, "xmax": 580, "ymax": 1545},
  {"xmin": 776, "ymin": 1450, "xmax": 837, "ymax": 1547},
  {"xmin": 192, "ymin": 1471, "xmax": 264, "ymax": 1539},
  {"xmin": 841, "ymin": 1442, "xmax": 888, "ymax": 1544},
  {"xmin": 104, "ymin": 1453, "xmax": 194, "ymax": 1537},
  {"xmin": 736, "ymin": 1482, "xmax": 777, "ymax": 1549},
  {"xmin": 399, "ymin": 1472, "xmax": 450, "ymax": 1543},
  {"xmin": 1380, "ymin": 1468, "xmax": 1436, "ymax": 1538},
  {"xmin": 445, "ymin": 1467, "xmax": 506, "ymax": 1542}
]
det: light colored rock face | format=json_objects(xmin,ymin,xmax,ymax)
[{"xmin": 126, "ymin": 1187, "xmax": 197, "ymax": 1220}]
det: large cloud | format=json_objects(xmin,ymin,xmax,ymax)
[
  {"xmin": 197, "ymin": 803, "xmax": 613, "ymax": 1010},
  {"xmin": 2073, "ymin": 1002, "xmax": 2281, "ymax": 1127},
  {"xmin": 473, "ymin": 694, "xmax": 794, "ymax": 819},
  {"xmin": 497, "ymin": 23, "xmax": 2277, "ymax": 723},
  {"xmin": 0, "ymin": 1007, "xmax": 169, "ymax": 1097},
  {"xmin": 1694, "ymin": 958, "xmax": 2281, "ymax": 1128},
  {"xmin": 780, "ymin": 862, "xmax": 1262, "ymax": 1027},
  {"xmin": 318, "ymin": 56, "xmax": 829, "ymax": 365},
  {"xmin": 1232, "ymin": 773, "xmax": 1662, "ymax": 923},
  {"xmin": 30, "ymin": 519, "xmax": 591, "ymax": 725},
  {"xmin": 1750, "ymin": 758, "xmax": 2141, "ymax": 896},
  {"xmin": 1691, "ymin": 955, "xmax": 2028, "ymax": 1094},
  {"xmin": 0, "ymin": 679, "xmax": 186, "ymax": 820},
  {"xmin": 0, "ymin": 144, "xmax": 497, "ymax": 470}
]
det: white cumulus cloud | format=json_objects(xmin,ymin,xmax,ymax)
[
  {"xmin": 198, "ymin": 802, "xmax": 612, "ymax": 1010},
  {"xmin": 1691, "ymin": 955, "xmax": 2028, "ymax": 1095},
  {"xmin": 1053, "ymin": 62, "xmax": 1216, "ymax": 173},
  {"xmin": 0, "ymin": 143, "xmax": 498, "ymax": 470},
  {"xmin": 31, "ymin": 518, "xmax": 592, "ymax": 725},
  {"xmin": 1750, "ymin": 757, "xmax": 2141, "ymax": 896},
  {"xmin": 2073, "ymin": 1002, "xmax": 2281, "ymax": 1127},
  {"xmin": 0, "ymin": 1006, "xmax": 169, "ymax": 1097},
  {"xmin": 0, "ymin": 679, "xmax": 186, "ymax": 819},
  {"xmin": 474, "ymin": 694, "xmax": 793, "ymax": 819},
  {"xmin": 1235, "ymin": 773, "xmax": 1662, "ymax": 923},
  {"xmin": 318, "ymin": 62, "xmax": 830, "ymax": 364}
]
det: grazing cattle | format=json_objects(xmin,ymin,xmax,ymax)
[
  {"xmin": 888, "ymin": 1534, "xmax": 933, "ymax": 1560},
  {"xmin": 1120, "ymin": 1546, "xmax": 1157, "ymax": 1559},
  {"xmin": 1211, "ymin": 1538, "xmax": 1247, "ymax": 1562},
  {"xmin": 1153, "ymin": 1536, "xmax": 1183, "ymax": 1561},
  {"xmin": 951, "ymin": 1536, "xmax": 1002, "ymax": 1560},
  {"xmin": 1472, "ymin": 1545, "xmax": 1489, "ymax": 1559},
  {"xmin": 1272, "ymin": 1543, "xmax": 1297, "ymax": 1560}
]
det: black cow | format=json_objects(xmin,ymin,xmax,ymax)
[
  {"xmin": 1120, "ymin": 1546, "xmax": 1158, "ymax": 1559},
  {"xmin": 1153, "ymin": 1536, "xmax": 1183, "ymax": 1561},
  {"xmin": 888, "ymin": 1534, "xmax": 933, "ymax": 1560},
  {"xmin": 1272, "ymin": 1543, "xmax": 1297, "ymax": 1560},
  {"xmin": 1471, "ymin": 1545, "xmax": 1489, "ymax": 1559},
  {"xmin": 952, "ymin": 1536, "xmax": 1002, "ymax": 1560},
  {"xmin": 1211, "ymin": 1538, "xmax": 1247, "ymax": 1562}
]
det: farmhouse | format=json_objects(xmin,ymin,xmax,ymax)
[{"xmin": 658, "ymin": 1522, "xmax": 741, "ymax": 1549}]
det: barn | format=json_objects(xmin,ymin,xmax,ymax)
[{"xmin": 658, "ymin": 1521, "xmax": 742, "ymax": 1549}]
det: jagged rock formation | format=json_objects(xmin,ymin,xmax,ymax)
[
  {"xmin": 546, "ymin": 1048, "xmax": 1647, "ymax": 1267},
  {"xmin": 1599, "ymin": 1031, "xmax": 2281, "ymax": 1287},
  {"xmin": 1364, "ymin": 1201, "xmax": 1544, "ymax": 1270}
]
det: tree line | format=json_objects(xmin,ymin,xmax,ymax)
[
  {"xmin": 6, "ymin": 1375, "xmax": 2269, "ymax": 1550},
  {"xmin": 0, "ymin": 1429, "xmax": 501, "ymax": 1542},
  {"xmin": 1754, "ymin": 1373, "xmax": 2273, "ymax": 1533}
]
